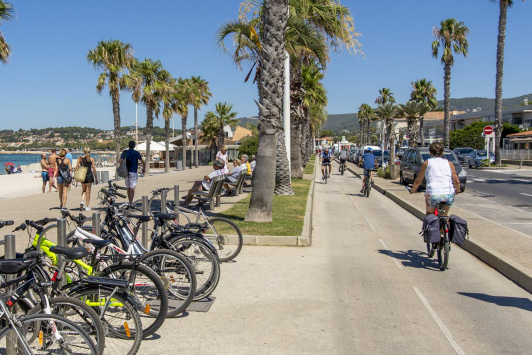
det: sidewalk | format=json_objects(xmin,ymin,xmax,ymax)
[
  {"xmin": 343, "ymin": 160, "xmax": 532, "ymax": 293},
  {"xmin": 0, "ymin": 166, "xmax": 249, "ymax": 252}
]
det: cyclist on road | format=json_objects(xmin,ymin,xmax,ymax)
[
  {"xmin": 321, "ymin": 147, "xmax": 333, "ymax": 180},
  {"xmin": 358, "ymin": 148, "xmax": 376, "ymax": 193},
  {"xmin": 410, "ymin": 142, "xmax": 461, "ymax": 216},
  {"xmin": 338, "ymin": 148, "xmax": 348, "ymax": 172}
]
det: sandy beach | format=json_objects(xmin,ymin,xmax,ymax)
[{"xmin": 0, "ymin": 167, "xmax": 116, "ymax": 200}]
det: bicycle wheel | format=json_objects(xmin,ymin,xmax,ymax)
[
  {"xmin": 205, "ymin": 217, "xmax": 243, "ymax": 262},
  {"xmin": 69, "ymin": 288, "xmax": 142, "ymax": 355},
  {"xmin": 166, "ymin": 235, "xmax": 220, "ymax": 301},
  {"xmin": 325, "ymin": 170, "xmax": 328, "ymax": 184},
  {"xmin": 0, "ymin": 313, "xmax": 98, "ymax": 355},
  {"xmin": 437, "ymin": 233, "xmax": 450, "ymax": 271},
  {"xmin": 29, "ymin": 296, "xmax": 105, "ymax": 355},
  {"xmin": 140, "ymin": 249, "xmax": 197, "ymax": 317},
  {"xmin": 341, "ymin": 165, "xmax": 345, "ymax": 175},
  {"xmin": 98, "ymin": 263, "xmax": 168, "ymax": 338}
]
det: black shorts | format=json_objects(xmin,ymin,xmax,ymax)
[
  {"xmin": 321, "ymin": 158, "xmax": 331, "ymax": 165},
  {"xmin": 340, "ymin": 159, "xmax": 346, "ymax": 164}
]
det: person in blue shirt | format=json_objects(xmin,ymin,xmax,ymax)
[
  {"xmin": 320, "ymin": 147, "xmax": 333, "ymax": 180},
  {"xmin": 119, "ymin": 141, "xmax": 145, "ymax": 203},
  {"xmin": 358, "ymin": 148, "xmax": 377, "ymax": 193}
]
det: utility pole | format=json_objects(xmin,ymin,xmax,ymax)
[
  {"xmin": 135, "ymin": 103, "xmax": 138, "ymax": 143},
  {"xmin": 283, "ymin": 50, "xmax": 291, "ymax": 173}
]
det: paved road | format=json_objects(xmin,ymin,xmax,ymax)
[
  {"xmin": 464, "ymin": 167, "xmax": 532, "ymax": 209},
  {"xmin": 138, "ymin": 167, "xmax": 532, "ymax": 354}
]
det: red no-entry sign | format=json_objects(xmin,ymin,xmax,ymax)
[{"xmin": 484, "ymin": 126, "xmax": 493, "ymax": 135}]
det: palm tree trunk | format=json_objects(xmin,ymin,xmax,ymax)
[
  {"xmin": 494, "ymin": 0, "xmax": 508, "ymax": 166},
  {"xmin": 145, "ymin": 105, "xmax": 153, "ymax": 176},
  {"xmin": 443, "ymin": 62, "xmax": 451, "ymax": 148},
  {"xmin": 164, "ymin": 118, "xmax": 170, "ymax": 173},
  {"xmin": 217, "ymin": 125, "xmax": 224, "ymax": 153},
  {"xmin": 275, "ymin": 133, "xmax": 294, "ymax": 194},
  {"xmin": 366, "ymin": 119, "xmax": 370, "ymax": 145},
  {"xmin": 246, "ymin": 0, "xmax": 289, "ymax": 222},
  {"xmin": 387, "ymin": 118, "xmax": 395, "ymax": 162},
  {"xmin": 194, "ymin": 106, "xmax": 199, "ymax": 168},
  {"xmin": 111, "ymin": 89, "xmax": 122, "ymax": 172},
  {"xmin": 419, "ymin": 116, "xmax": 425, "ymax": 147},
  {"xmin": 290, "ymin": 116, "xmax": 303, "ymax": 179},
  {"xmin": 181, "ymin": 117, "xmax": 187, "ymax": 170}
]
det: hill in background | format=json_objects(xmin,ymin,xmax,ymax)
[{"xmin": 437, "ymin": 93, "xmax": 532, "ymax": 113}]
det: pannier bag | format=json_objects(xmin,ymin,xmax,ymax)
[
  {"xmin": 449, "ymin": 215, "xmax": 469, "ymax": 246},
  {"xmin": 421, "ymin": 214, "xmax": 441, "ymax": 244}
]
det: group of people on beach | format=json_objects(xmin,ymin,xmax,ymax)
[{"xmin": 40, "ymin": 147, "xmax": 98, "ymax": 211}]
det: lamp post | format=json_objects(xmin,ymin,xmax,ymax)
[
  {"xmin": 283, "ymin": 50, "xmax": 290, "ymax": 173},
  {"xmin": 135, "ymin": 103, "xmax": 138, "ymax": 143}
]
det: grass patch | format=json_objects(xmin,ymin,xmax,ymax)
[
  {"xmin": 217, "ymin": 179, "xmax": 312, "ymax": 236},
  {"xmin": 303, "ymin": 154, "xmax": 316, "ymax": 174}
]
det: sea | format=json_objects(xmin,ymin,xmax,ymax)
[{"xmin": 0, "ymin": 153, "xmax": 115, "ymax": 169}]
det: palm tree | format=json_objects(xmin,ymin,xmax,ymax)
[
  {"xmin": 190, "ymin": 76, "xmax": 212, "ymax": 168},
  {"xmin": 203, "ymin": 102, "xmax": 239, "ymax": 151},
  {"xmin": 376, "ymin": 103, "xmax": 397, "ymax": 161},
  {"xmin": 173, "ymin": 78, "xmax": 194, "ymax": 170},
  {"xmin": 398, "ymin": 101, "xmax": 428, "ymax": 147},
  {"xmin": 245, "ymin": 0, "xmax": 289, "ymax": 222},
  {"xmin": 357, "ymin": 113, "xmax": 366, "ymax": 145},
  {"xmin": 0, "ymin": 0, "xmax": 14, "ymax": 64},
  {"xmin": 374, "ymin": 88, "xmax": 395, "ymax": 106},
  {"xmin": 432, "ymin": 18, "xmax": 470, "ymax": 148},
  {"xmin": 358, "ymin": 104, "xmax": 373, "ymax": 145},
  {"xmin": 128, "ymin": 59, "xmax": 172, "ymax": 176},
  {"xmin": 161, "ymin": 78, "xmax": 177, "ymax": 173},
  {"xmin": 411, "ymin": 79, "xmax": 438, "ymax": 147},
  {"xmin": 87, "ymin": 40, "xmax": 136, "ymax": 168},
  {"xmin": 201, "ymin": 112, "xmax": 221, "ymax": 160},
  {"xmin": 492, "ymin": 0, "xmax": 523, "ymax": 165}
]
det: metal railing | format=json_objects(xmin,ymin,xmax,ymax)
[{"xmin": 500, "ymin": 149, "xmax": 532, "ymax": 160}]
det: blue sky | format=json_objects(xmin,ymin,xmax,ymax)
[{"xmin": 1, "ymin": 0, "xmax": 531, "ymax": 131}]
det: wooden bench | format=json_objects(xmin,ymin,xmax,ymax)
[
  {"xmin": 226, "ymin": 173, "xmax": 247, "ymax": 196},
  {"xmin": 192, "ymin": 175, "xmax": 224, "ymax": 210}
]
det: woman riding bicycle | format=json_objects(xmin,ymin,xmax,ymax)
[{"xmin": 410, "ymin": 142, "xmax": 461, "ymax": 216}]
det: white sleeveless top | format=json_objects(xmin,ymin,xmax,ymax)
[
  {"xmin": 216, "ymin": 151, "xmax": 229, "ymax": 175},
  {"xmin": 425, "ymin": 157, "xmax": 454, "ymax": 195}
]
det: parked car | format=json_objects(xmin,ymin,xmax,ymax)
[
  {"xmin": 399, "ymin": 147, "xmax": 467, "ymax": 192},
  {"xmin": 467, "ymin": 150, "xmax": 495, "ymax": 168},
  {"xmin": 373, "ymin": 150, "xmax": 390, "ymax": 168},
  {"xmin": 453, "ymin": 147, "xmax": 475, "ymax": 165},
  {"xmin": 355, "ymin": 146, "xmax": 380, "ymax": 165},
  {"xmin": 397, "ymin": 146, "xmax": 409, "ymax": 160}
]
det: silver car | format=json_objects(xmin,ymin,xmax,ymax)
[{"xmin": 467, "ymin": 150, "xmax": 495, "ymax": 168}]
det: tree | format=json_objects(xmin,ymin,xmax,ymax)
[
  {"xmin": 397, "ymin": 101, "xmax": 427, "ymax": 147},
  {"xmin": 432, "ymin": 18, "xmax": 470, "ymax": 148},
  {"xmin": 204, "ymin": 102, "xmax": 239, "ymax": 151},
  {"xmin": 492, "ymin": 0, "xmax": 523, "ymax": 165},
  {"xmin": 201, "ymin": 112, "xmax": 220, "ymax": 159},
  {"xmin": 128, "ymin": 59, "xmax": 172, "ymax": 176},
  {"xmin": 173, "ymin": 78, "xmax": 194, "ymax": 170},
  {"xmin": 358, "ymin": 103, "xmax": 373, "ymax": 146},
  {"xmin": 411, "ymin": 79, "xmax": 438, "ymax": 147},
  {"xmin": 87, "ymin": 40, "xmax": 136, "ymax": 169},
  {"xmin": 375, "ymin": 103, "xmax": 397, "ymax": 161},
  {"xmin": 0, "ymin": 0, "xmax": 14, "ymax": 64},
  {"xmin": 319, "ymin": 130, "xmax": 334, "ymax": 138},
  {"xmin": 450, "ymin": 121, "xmax": 522, "ymax": 150},
  {"xmin": 245, "ymin": 0, "xmax": 289, "ymax": 222},
  {"xmin": 161, "ymin": 77, "xmax": 177, "ymax": 173},
  {"xmin": 190, "ymin": 76, "xmax": 212, "ymax": 168},
  {"xmin": 238, "ymin": 136, "xmax": 259, "ymax": 157},
  {"xmin": 374, "ymin": 88, "xmax": 395, "ymax": 106}
]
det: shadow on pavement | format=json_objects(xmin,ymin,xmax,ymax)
[
  {"xmin": 377, "ymin": 249, "xmax": 440, "ymax": 270},
  {"xmin": 457, "ymin": 292, "xmax": 532, "ymax": 312}
]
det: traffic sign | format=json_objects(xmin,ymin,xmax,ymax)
[{"xmin": 484, "ymin": 126, "xmax": 493, "ymax": 135}]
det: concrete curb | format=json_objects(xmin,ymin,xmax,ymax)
[
  {"xmin": 346, "ymin": 165, "xmax": 532, "ymax": 294},
  {"xmin": 242, "ymin": 156, "xmax": 316, "ymax": 247}
]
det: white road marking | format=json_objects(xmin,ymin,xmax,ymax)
[
  {"xmin": 379, "ymin": 239, "xmax": 403, "ymax": 270},
  {"xmin": 349, "ymin": 195, "xmax": 354, "ymax": 201},
  {"xmin": 413, "ymin": 287, "xmax": 467, "ymax": 355},
  {"xmin": 354, "ymin": 202, "xmax": 362, "ymax": 212},
  {"xmin": 363, "ymin": 216, "xmax": 376, "ymax": 231},
  {"xmin": 503, "ymin": 222, "xmax": 532, "ymax": 225},
  {"xmin": 520, "ymin": 193, "xmax": 532, "ymax": 197},
  {"xmin": 343, "ymin": 186, "xmax": 348, "ymax": 192}
]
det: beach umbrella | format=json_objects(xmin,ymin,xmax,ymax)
[{"xmin": 4, "ymin": 162, "xmax": 14, "ymax": 166}]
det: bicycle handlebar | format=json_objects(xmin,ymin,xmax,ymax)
[{"xmin": 0, "ymin": 220, "xmax": 14, "ymax": 229}]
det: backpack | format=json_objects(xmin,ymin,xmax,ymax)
[
  {"xmin": 58, "ymin": 158, "xmax": 72, "ymax": 184},
  {"xmin": 421, "ymin": 214, "xmax": 441, "ymax": 244},
  {"xmin": 449, "ymin": 215, "xmax": 469, "ymax": 246},
  {"xmin": 117, "ymin": 150, "xmax": 129, "ymax": 179}
]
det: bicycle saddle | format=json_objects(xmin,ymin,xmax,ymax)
[
  {"xmin": 127, "ymin": 215, "xmax": 152, "ymax": 222},
  {"xmin": 83, "ymin": 239, "xmax": 113, "ymax": 249},
  {"xmin": 49, "ymin": 246, "xmax": 88, "ymax": 260},
  {"xmin": 153, "ymin": 212, "xmax": 176, "ymax": 221},
  {"xmin": 0, "ymin": 259, "xmax": 35, "ymax": 274}
]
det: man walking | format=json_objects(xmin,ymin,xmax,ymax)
[
  {"xmin": 48, "ymin": 148, "xmax": 59, "ymax": 192},
  {"xmin": 119, "ymin": 141, "xmax": 145, "ymax": 203}
]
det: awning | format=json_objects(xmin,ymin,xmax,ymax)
[{"xmin": 509, "ymin": 137, "xmax": 532, "ymax": 143}]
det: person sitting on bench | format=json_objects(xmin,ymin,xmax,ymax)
[
  {"xmin": 223, "ymin": 159, "xmax": 242, "ymax": 196},
  {"xmin": 181, "ymin": 159, "xmax": 225, "ymax": 205}
]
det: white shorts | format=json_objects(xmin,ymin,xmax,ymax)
[{"xmin": 125, "ymin": 172, "xmax": 138, "ymax": 189}]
